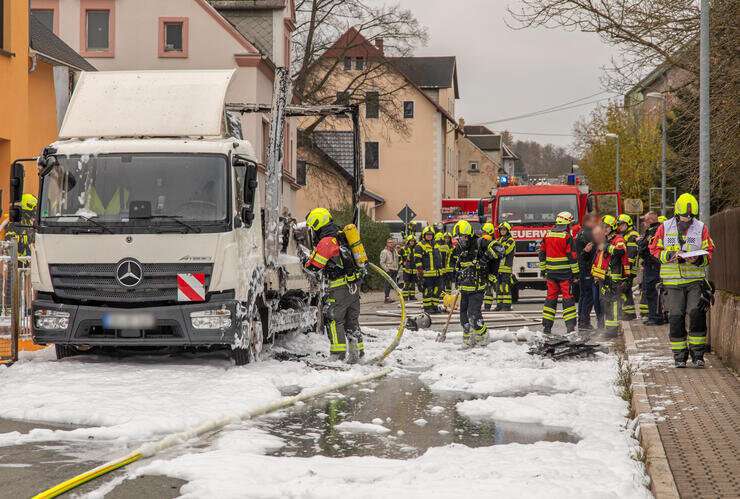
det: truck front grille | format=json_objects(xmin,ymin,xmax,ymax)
[
  {"xmin": 515, "ymin": 240, "xmax": 540, "ymax": 254},
  {"xmin": 49, "ymin": 263, "xmax": 213, "ymax": 304}
]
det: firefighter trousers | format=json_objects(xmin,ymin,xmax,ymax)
[
  {"xmin": 324, "ymin": 284, "xmax": 364, "ymax": 357},
  {"xmin": 542, "ymin": 277, "xmax": 577, "ymax": 333},
  {"xmin": 621, "ymin": 277, "xmax": 637, "ymax": 319},
  {"xmin": 483, "ymin": 280, "xmax": 495, "ymax": 309},
  {"xmin": 496, "ymin": 273, "xmax": 512, "ymax": 306},
  {"xmin": 665, "ymin": 282, "xmax": 706, "ymax": 363},
  {"xmin": 459, "ymin": 291, "xmax": 487, "ymax": 344},
  {"xmin": 402, "ymin": 272, "xmax": 417, "ymax": 301},
  {"xmin": 599, "ymin": 280, "xmax": 622, "ymax": 337},
  {"xmin": 422, "ymin": 275, "xmax": 441, "ymax": 312},
  {"xmin": 639, "ymin": 267, "xmax": 661, "ymax": 321}
]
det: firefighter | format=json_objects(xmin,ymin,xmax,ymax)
[
  {"xmin": 304, "ymin": 208, "xmax": 364, "ymax": 362},
  {"xmin": 451, "ymin": 220, "xmax": 503, "ymax": 347},
  {"xmin": 399, "ymin": 235, "xmax": 418, "ymax": 301},
  {"xmin": 538, "ymin": 211, "xmax": 579, "ymax": 334},
  {"xmin": 480, "ymin": 222, "xmax": 497, "ymax": 309},
  {"xmin": 493, "ymin": 221, "xmax": 516, "ymax": 311},
  {"xmin": 649, "ymin": 193, "xmax": 715, "ymax": 368},
  {"xmin": 414, "ymin": 226, "xmax": 443, "ymax": 313},
  {"xmin": 638, "ymin": 211, "xmax": 664, "ymax": 325},
  {"xmin": 439, "ymin": 232, "xmax": 455, "ymax": 294},
  {"xmin": 591, "ymin": 215, "xmax": 629, "ymax": 337},
  {"xmin": 618, "ymin": 214, "xmax": 639, "ymax": 320},
  {"xmin": 6, "ymin": 194, "xmax": 38, "ymax": 261}
]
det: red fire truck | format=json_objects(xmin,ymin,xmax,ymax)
[
  {"xmin": 491, "ymin": 180, "xmax": 621, "ymax": 290},
  {"xmin": 441, "ymin": 179, "xmax": 621, "ymax": 296}
]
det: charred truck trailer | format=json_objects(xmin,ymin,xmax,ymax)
[{"xmin": 10, "ymin": 70, "xmax": 357, "ymax": 364}]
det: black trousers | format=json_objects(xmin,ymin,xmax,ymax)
[
  {"xmin": 665, "ymin": 281, "xmax": 706, "ymax": 362},
  {"xmin": 384, "ymin": 270, "xmax": 398, "ymax": 298},
  {"xmin": 324, "ymin": 284, "xmax": 363, "ymax": 356},
  {"xmin": 640, "ymin": 266, "xmax": 661, "ymax": 321},
  {"xmin": 459, "ymin": 291, "xmax": 486, "ymax": 343},
  {"xmin": 578, "ymin": 274, "xmax": 595, "ymax": 327},
  {"xmin": 402, "ymin": 272, "xmax": 416, "ymax": 300}
]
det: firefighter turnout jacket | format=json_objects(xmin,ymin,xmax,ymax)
[
  {"xmin": 495, "ymin": 233, "xmax": 515, "ymax": 274},
  {"xmin": 414, "ymin": 237, "xmax": 443, "ymax": 277},
  {"xmin": 591, "ymin": 233, "xmax": 629, "ymax": 282},
  {"xmin": 623, "ymin": 228, "xmax": 640, "ymax": 277},
  {"xmin": 649, "ymin": 217, "xmax": 714, "ymax": 287},
  {"xmin": 538, "ymin": 225, "xmax": 579, "ymax": 278},
  {"xmin": 305, "ymin": 223, "xmax": 360, "ymax": 288},
  {"xmin": 452, "ymin": 237, "xmax": 501, "ymax": 293}
]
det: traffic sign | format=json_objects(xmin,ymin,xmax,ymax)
[
  {"xmin": 397, "ymin": 205, "xmax": 416, "ymax": 224},
  {"xmin": 623, "ymin": 198, "xmax": 643, "ymax": 214}
]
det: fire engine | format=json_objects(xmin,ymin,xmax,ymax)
[
  {"xmin": 441, "ymin": 198, "xmax": 488, "ymax": 234},
  {"xmin": 490, "ymin": 175, "xmax": 621, "ymax": 290}
]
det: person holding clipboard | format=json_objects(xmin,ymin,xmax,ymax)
[{"xmin": 649, "ymin": 193, "xmax": 715, "ymax": 368}]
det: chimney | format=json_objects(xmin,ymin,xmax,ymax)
[{"xmin": 374, "ymin": 38, "xmax": 384, "ymax": 55}]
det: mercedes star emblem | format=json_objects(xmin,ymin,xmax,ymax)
[{"xmin": 115, "ymin": 259, "xmax": 143, "ymax": 288}]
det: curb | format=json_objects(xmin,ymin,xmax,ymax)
[{"xmin": 622, "ymin": 321, "xmax": 680, "ymax": 499}]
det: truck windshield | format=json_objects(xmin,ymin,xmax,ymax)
[
  {"xmin": 40, "ymin": 154, "xmax": 228, "ymax": 225},
  {"xmin": 497, "ymin": 194, "xmax": 579, "ymax": 225}
]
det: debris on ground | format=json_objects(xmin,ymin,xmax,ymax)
[{"xmin": 528, "ymin": 336, "xmax": 601, "ymax": 360}]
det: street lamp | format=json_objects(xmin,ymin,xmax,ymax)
[
  {"xmin": 605, "ymin": 133, "xmax": 620, "ymax": 191},
  {"xmin": 647, "ymin": 92, "xmax": 667, "ymax": 216}
]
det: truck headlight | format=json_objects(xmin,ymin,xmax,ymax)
[
  {"xmin": 190, "ymin": 309, "xmax": 232, "ymax": 330},
  {"xmin": 34, "ymin": 310, "xmax": 70, "ymax": 330}
]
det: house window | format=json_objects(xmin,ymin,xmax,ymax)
[
  {"xmin": 297, "ymin": 161, "xmax": 307, "ymax": 187},
  {"xmin": 158, "ymin": 17, "xmax": 188, "ymax": 58},
  {"xmin": 343, "ymin": 57, "xmax": 352, "ymax": 70},
  {"xmin": 458, "ymin": 185, "xmax": 469, "ymax": 197},
  {"xmin": 365, "ymin": 91, "xmax": 379, "ymax": 119},
  {"xmin": 403, "ymin": 101, "xmax": 414, "ymax": 119},
  {"xmin": 365, "ymin": 142, "xmax": 379, "ymax": 169},
  {"xmin": 469, "ymin": 161, "xmax": 478, "ymax": 171},
  {"xmin": 81, "ymin": 1, "xmax": 115, "ymax": 57},
  {"xmin": 335, "ymin": 91, "xmax": 349, "ymax": 106},
  {"xmin": 87, "ymin": 11, "xmax": 109, "ymax": 50},
  {"xmin": 283, "ymin": 33, "xmax": 290, "ymax": 67},
  {"xmin": 262, "ymin": 120, "xmax": 270, "ymax": 164},
  {"xmin": 32, "ymin": 10, "xmax": 54, "ymax": 32},
  {"xmin": 355, "ymin": 57, "xmax": 364, "ymax": 70}
]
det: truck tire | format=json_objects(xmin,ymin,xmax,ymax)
[
  {"xmin": 231, "ymin": 314, "xmax": 264, "ymax": 366},
  {"xmin": 55, "ymin": 344, "xmax": 79, "ymax": 360},
  {"xmin": 512, "ymin": 280, "xmax": 520, "ymax": 303},
  {"xmin": 230, "ymin": 347, "xmax": 252, "ymax": 366}
]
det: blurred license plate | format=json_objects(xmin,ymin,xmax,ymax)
[
  {"xmin": 103, "ymin": 313, "xmax": 155, "ymax": 329},
  {"xmin": 527, "ymin": 262, "xmax": 540, "ymax": 269}
]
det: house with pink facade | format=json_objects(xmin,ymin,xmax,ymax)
[{"xmin": 32, "ymin": 0, "xmax": 301, "ymax": 213}]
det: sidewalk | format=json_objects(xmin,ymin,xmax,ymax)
[{"xmin": 624, "ymin": 321, "xmax": 740, "ymax": 498}]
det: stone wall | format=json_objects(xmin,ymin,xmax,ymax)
[{"xmin": 709, "ymin": 291, "xmax": 740, "ymax": 371}]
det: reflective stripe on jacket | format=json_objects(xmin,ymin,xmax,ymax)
[
  {"xmin": 414, "ymin": 241, "xmax": 442, "ymax": 277},
  {"xmin": 495, "ymin": 235, "xmax": 515, "ymax": 273},
  {"xmin": 591, "ymin": 233, "xmax": 629, "ymax": 281},
  {"xmin": 649, "ymin": 218, "xmax": 713, "ymax": 286},
  {"xmin": 538, "ymin": 226, "xmax": 579, "ymax": 277}
]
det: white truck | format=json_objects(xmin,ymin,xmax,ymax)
[{"xmin": 12, "ymin": 70, "xmax": 332, "ymax": 364}]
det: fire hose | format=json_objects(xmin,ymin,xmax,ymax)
[
  {"xmin": 362, "ymin": 263, "xmax": 406, "ymax": 365},
  {"xmin": 33, "ymin": 367, "xmax": 392, "ymax": 498}
]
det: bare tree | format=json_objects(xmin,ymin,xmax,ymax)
[{"xmin": 292, "ymin": 1, "xmax": 428, "ymax": 136}]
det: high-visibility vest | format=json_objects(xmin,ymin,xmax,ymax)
[
  {"xmin": 657, "ymin": 218, "xmax": 708, "ymax": 285},
  {"xmin": 591, "ymin": 234, "xmax": 628, "ymax": 281}
]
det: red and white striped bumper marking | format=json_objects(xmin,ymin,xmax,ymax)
[{"xmin": 177, "ymin": 273, "xmax": 206, "ymax": 302}]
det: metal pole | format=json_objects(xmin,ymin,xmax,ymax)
[
  {"xmin": 661, "ymin": 95, "xmax": 667, "ymax": 216},
  {"xmin": 351, "ymin": 105, "xmax": 362, "ymax": 231},
  {"xmin": 615, "ymin": 136, "xmax": 620, "ymax": 192},
  {"xmin": 699, "ymin": 0, "xmax": 710, "ymax": 226}
]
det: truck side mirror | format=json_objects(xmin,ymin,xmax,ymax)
[
  {"xmin": 477, "ymin": 199, "xmax": 487, "ymax": 223},
  {"xmin": 9, "ymin": 162, "xmax": 25, "ymax": 204},
  {"xmin": 586, "ymin": 195, "xmax": 594, "ymax": 213},
  {"xmin": 241, "ymin": 164, "xmax": 258, "ymax": 228}
]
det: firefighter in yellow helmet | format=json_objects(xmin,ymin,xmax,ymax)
[
  {"xmin": 649, "ymin": 193, "xmax": 715, "ymax": 368},
  {"xmin": 492, "ymin": 221, "xmax": 516, "ymax": 311},
  {"xmin": 398, "ymin": 234, "xmax": 418, "ymax": 301},
  {"xmin": 451, "ymin": 220, "xmax": 504, "ymax": 347},
  {"xmin": 591, "ymin": 215, "xmax": 629, "ymax": 337},
  {"xmin": 480, "ymin": 222, "xmax": 497, "ymax": 309},
  {"xmin": 5, "ymin": 194, "xmax": 38, "ymax": 261},
  {"xmin": 414, "ymin": 226, "xmax": 444, "ymax": 313},
  {"xmin": 304, "ymin": 208, "xmax": 364, "ymax": 362},
  {"xmin": 617, "ymin": 214, "xmax": 640, "ymax": 320},
  {"xmin": 434, "ymin": 230, "xmax": 454, "ymax": 298}
]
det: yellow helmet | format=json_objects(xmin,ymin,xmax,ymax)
[
  {"xmin": 306, "ymin": 207, "xmax": 332, "ymax": 231},
  {"xmin": 422, "ymin": 226, "xmax": 436, "ymax": 239},
  {"xmin": 406, "ymin": 234, "xmax": 416, "ymax": 243},
  {"xmin": 601, "ymin": 214, "xmax": 618, "ymax": 230},
  {"xmin": 453, "ymin": 220, "xmax": 473, "ymax": 237},
  {"xmin": 434, "ymin": 232, "xmax": 444, "ymax": 242},
  {"xmin": 21, "ymin": 193, "xmax": 37, "ymax": 211},
  {"xmin": 556, "ymin": 211, "xmax": 574, "ymax": 225},
  {"xmin": 498, "ymin": 221, "xmax": 511, "ymax": 233},
  {"xmin": 481, "ymin": 222, "xmax": 495, "ymax": 236},
  {"xmin": 675, "ymin": 193, "xmax": 699, "ymax": 217},
  {"xmin": 618, "ymin": 214, "xmax": 633, "ymax": 227},
  {"xmin": 658, "ymin": 215, "xmax": 667, "ymax": 223}
]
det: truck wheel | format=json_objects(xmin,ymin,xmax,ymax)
[
  {"xmin": 512, "ymin": 282, "xmax": 520, "ymax": 303},
  {"xmin": 54, "ymin": 344, "xmax": 79, "ymax": 360},
  {"xmin": 230, "ymin": 347, "xmax": 252, "ymax": 366},
  {"xmin": 231, "ymin": 315, "xmax": 264, "ymax": 366}
]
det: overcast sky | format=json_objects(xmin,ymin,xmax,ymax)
[{"xmin": 395, "ymin": 0, "xmax": 619, "ymax": 149}]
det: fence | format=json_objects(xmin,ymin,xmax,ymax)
[
  {"xmin": 0, "ymin": 241, "xmax": 33, "ymax": 365},
  {"xmin": 709, "ymin": 207, "xmax": 740, "ymax": 295}
]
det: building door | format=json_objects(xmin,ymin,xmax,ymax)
[{"xmin": 458, "ymin": 185, "xmax": 468, "ymax": 197}]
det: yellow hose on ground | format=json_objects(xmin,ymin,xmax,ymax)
[
  {"xmin": 362, "ymin": 263, "xmax": 406, "ymax": 365},
  {"xmin": 33, "ymin": 367, "xmax": 392, "ymax": 498}
]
